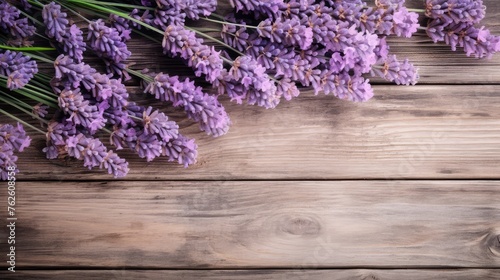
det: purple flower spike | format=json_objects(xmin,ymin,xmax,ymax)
[
  {"xmin": 162, "ymin": 135, "xmax": 198, "ymax": 168},
  {"xmin": 0, "ymin": 50, "xmax": 38, "ymax": 90},
  {"xmin": 143, "ymin": 72, "xmax": 230, "ymax": 137},
  {"xmin": 0, "ymin": 123, "xmax": 31, "ymax": 152},
  {"xmin": 162, "ymin": 24, "xmax": 223, "ymax": 83},
  {"xmin": 425, "ymin": 0, "xmax": 486, "ymax": 24},
  {"xmin": 66, "ymin": 133, "xmax": 129, "ymax": 178},
  {"xmin": 0, "ymin": 123, "xmax": 31, "ymax": 180},
  {"xmin": 88, "ymin": 19, "xmax": 131, "ymax": 67},
  {"xmin": 0, "ymin": 2, "xmax": 35, "ymax": 43},
  {"xmin": 0, "ymin": 143, "xmax": 17, "ymax": 180},
  {"xmin": 393, "ymin": 7, "xmax": 419, "ymax": 38},
  {"xmin": 142, "ymin": 106, "xmax": 179, "ymax": 142},
  {"xmin": 58, "ymin": 88, "xmax": 106, "ymax": 134},
  {"xmin": 42, "ymin": 2, "xmax": 69, "ymax": 42},
  {"xmin": 371, "ymin": 54, "xmax": 419, "ymax": 85}
]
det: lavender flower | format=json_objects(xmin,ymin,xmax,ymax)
[
  {"xmin": 425, "ymin": 0, "xmax": 485, "ymax": 24},
  {"xmin": 53, "ymin": 55, "xmax": 95, "ymax": 89},
  {"xmin": 0, "ymin": 123, "xmax": 31, "ymax": 152},
  {"xmin": 41, "ymin": 2, "xmax": 86, "ymax": 62},
  {"xmin": 58, "ymin": 88, "xmax": 106, "ymax": 134},
  {"xmin": 0, "ymin": 123, "xmax": 31, "ymax": 180},
  {"xmin": 162, "ymin": 134, "xmax": 198, "ymax": 167},
  {"xmin": 142, "ymin": 106, "xmax": 179, "ymax": 142},
  {"xmin": 0, "ymin": 2, "xmax": 35, "ymax": 43},
  {"xmin": 66, "ymin": 133, "xmax": 129, "ymax": 178},
  {"xmin": 144, "ymin": 72, "xmax": 231, "ymax": 137},
  {"xmin": 88, "ymin": 19, "xmax": 131, "ymax": 75},
  {"xmin": 162, "ymin": 24, "xmax": 223, "ymax": 83},
  {"xmin": 392, "ymin": 7, "xmax": 419, "ymax": 38},
  {"xmin": 427, "ymin": 19, "xmax": 500, "ymax": 58},
  {"xmin": 229, "ymin": 0, "xmax": 285, "ymax": 19},
  {"xmin": 371, "ymin": 54, "xmax": 419, "ymax": 85},
  {"xmin": 42, "ymin": 2, "xmax": 68, "ymax": 42},
  {"xmin": 257, "ymin": 18, "xmax": 313, "ymax": 50},
  {"xmin": 0, "ymin": 143, "xmax": 17, "ymax": 180},
  {"xmin": 223, "ymin": 55, "xmax": 280, "ymax": 109},
  {"xmin": 0, "ymin": 50, "xmax": 38, "ymax": 90}
]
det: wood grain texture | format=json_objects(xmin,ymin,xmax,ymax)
[
  {"xmin": 2, "ymin": 181, "xmax": 499, "ymax": 268},
  {"xmin": 9, "ymin": 85, "xmax": 500, "ymax": 180},
  {"xmin": 3, "ymin": 269, "xmax": 500, "ymax": 280}
]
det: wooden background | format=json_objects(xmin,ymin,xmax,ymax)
[{"xmin": 1, "ymin": 0, "xmax": 500, "ymax": 279}]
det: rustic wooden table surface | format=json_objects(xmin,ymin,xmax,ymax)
[{"xmin": 1, "ymin": 0, "xmax": 500, "ymax": 279}]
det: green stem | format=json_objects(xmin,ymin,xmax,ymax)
[
  {"xmin": 201, "ymin": 17, "xmax": 258, "ymax": 29},
  {"xmin": 0, "ymin": 45, "xmax": 56, "ymax": 52},
  {"xmin": 0, "ymin": 95, "xmax": 49, "ymax": 127},
  {"xmin": 185, "ymin": 26, "xmax": 242, "ymax": 57},
  {"xmin": 23, "ymin": 52, "xmax": 53, "ymax": 64},
  {"xmin": 0, "ymin": 108, "xmax": 45, "ymax": 134},
  {"xmin": 12, "ymin": 88, "xmax": 58, "ymax": 108},
  {"xmin": 26, "ymin": 0, "xmax": 44, "ymax": 9},
  {"xmin": 126, "ymin": 68, "xmax": 153, "ymax": 82},
  {"xmin": 407, "ymin": 8, "xmax": 426, "ymax": 13},
  {"xmin": 79, "ymin": 0, "xmax": 155, "ymax": 11},
  {"xmin": 63, "ymin": 0, "xmax": 164, "ymax": 34}
]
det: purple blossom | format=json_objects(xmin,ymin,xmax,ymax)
[
  {"xmin": 66, "ymin": 133, "xmax": 129, "ymax": 178},
  {"xmin": 33, "ymin": 103, "xmax": 49, "ymax": 118},
  {"xmin": 0, "ymin": 123, "xmax": 31, "ymax": 152},
  {"xmin": 144, "ymin": 72, "xmax": 230, "ymax": 137},
  {"xmin": 257, "ymin": 18, "xmax": 313, "ymax": 50},
  {"xmin": 371, "ymin": 54, "xmax": 419, "ymax": 85},
  {"xmin": 88, "ymin": 19, "xmax": 131, "ymax": 72},
  {"xmin": 142, "ymin": 106, "xmax": 179, "ymax": 142},
  {"xmin": 223, "ymin": 55, "xmax": 280, "ymax": 109},
  {"xmin": 41, "ymin": 2, "xmax": 86, "ymax": 62},
  {"xmin": 0, "ymin": 2, "xmax": 35, "ymax": 43},
  {"xmin": 134, "ymin": 131, "xmax": 162, "ymax": 162},
  {"xmin": 162, "ymin": 24, "xmax": 223, "ymax": 83},
  {"xmin": 425, "ymin": 0, "xmax": 485, "ymax": 24},
  {"xmin": 58, "ymin": 88, "xmax": 106, "ymax": 134},
  {"xmin": 229, "ymin": 0, "xmax": 285, "ymax": 19},
  {"xmin": 53, "ymin": 55, "xmax": 95, "ymax": 89},
  {"xmin": 42, "ymin": 2, "xmax": 68, "ymax": 42},
  {"xmin": 162, "ymin": 135, "xmax": 198, "ymax": 167},
  {"xmin": 0, "ymin": 123, "xmax": 31, "ymax": 180},
  {"xmin": 428, "ymin": 19, "xmax": 500, "ymax": 58},
  {"xmin": 109, "ymin": 14, "xmax": 132, "ymax": 41},
  {"xmin": 182, "ymin": 0, "xmax": 217, "ymax": 19},
  {"xmin": 0, "ymin": 143, "xmax": 17, "ymax": 180},
  {"xmin": 318, "ymin": 71, "xmax": 374, "ymax": 102},
  {"xmin": 0, "ymin": 50, "xmax": 38, "ymax": 90},
  {"xmin": 392, "ymin": 7, "xmax": 419, "ymax": 38}
]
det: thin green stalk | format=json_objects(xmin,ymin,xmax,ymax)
[
  {"xmin": 0, "ymin": 108, "xmax": 45, "ymax": 134},
  {"xmin": 58, "ymin": 2, "xmax": 91, "ymax": 23},
  {"xmin": 0, "ymin": 75, "xmax": 57, "ymax": 99},
  {"xmin": 407, "ymin": 8, "xmax": 426, "ymax": 13},
  {"xmin": 4, "ymin": 88, "xmax": 58, "ymax": 108},
  {"xmin": 126, "ymin": 68, "xmax": 153, "ymax": 82},
  {"xmin": 0, "ymin": 95, "xmax": 49, "ymax": 127},
  {"xmin": 20, "ymin": 10, "xmax": 44, "ymax": 26},
  {"xmin": 185, "ymin": 26, "xmax": 243, "ymax": 57},
  {"xmin": 79, "ymin": 0, "xmax": 155, "ymax": 11},
  {"xmin": 0, "ymin": 45, "xmax": 56, "ymax": 52},
  {"xmin": 63, "ymin": 0, "xmax": 164, "ymax": 34},
  {"xmin": 23, "ymin": 52, "xmax": 53, "ymax": 64},
  {"xmin": 202, "ymin": 17, "xmax": 258, "ymax": 29}
]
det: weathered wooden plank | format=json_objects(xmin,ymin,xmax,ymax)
[
  {"xmin": 8, "ymin": 85, "xmax": 500, "ymax": 180},
  {"xmin": 3, "ymin": 269, "xmax": 500, "ymax": 280},
  {"xmin": 2, "ymin": 181, "xmax": 499, "ymax": 268}
]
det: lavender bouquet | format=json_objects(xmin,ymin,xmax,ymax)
[{"xmin": 0, "ymin": 0, "xmax": 498, "ymax": 179}]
